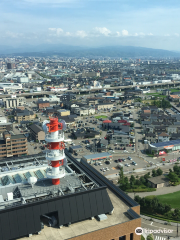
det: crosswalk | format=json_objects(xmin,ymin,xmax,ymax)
[{"xmin": 155, "ymin": 236, "xmax": 166, "ymax": 240}]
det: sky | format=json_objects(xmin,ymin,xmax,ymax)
[{"xmin": 0, "ymin": 0, "xmax": 180, "ymax": 51}]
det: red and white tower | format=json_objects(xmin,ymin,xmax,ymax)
[{"xmin": 43, "ymin": 118, "xmax": 66, "ymax": 185}]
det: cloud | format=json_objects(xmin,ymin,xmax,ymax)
[
  {"xmin": 122, "ymin": 29, "xmax": 128, "ymax": 36},
  {"xmin": 76, "ymin": 30, "xmax": 87, "ymax": 38},
  {"xmin": 94, "ymin": 27, "xmax": 111, "ymax": 36}
]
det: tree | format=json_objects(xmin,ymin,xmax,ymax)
[
  {"xmin": 135, "ymin": 179, "xmax": 141, "ymax": 186},
  {"xmin": 139, "ymin": 176, "xmax": 146, "ymax": 184},
  {"xmin": 134, "ymin": 195, "xmax": 141, "ymax": 203},
  {"xmin": 157, "ymin": 168, "xmax": 163, "ymax": 176},
  {"xmin": 168, "ymin": 172, "xmax": 179, "ymax": 183},
  {"xmin": 130, "ymin": 175, "xmax": 136, "ymax": 185},
  {"xmin": 152, "ymin": 169, "xmax": 157, "ymax": 177},
  {"xmin": 173, "ymin": 165, "xmax": 180, "ymax": 175},
  {"xmin": 147, "ymin": 234, "xmax": 154, "ymax": 240},
  {"xmin": 118, "ymin": 167, "xmax": 124, "ymax": 185}
]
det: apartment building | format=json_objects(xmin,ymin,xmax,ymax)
[
  {"xmin": 57, "ymin": 109, "xmax": 70, "ymax": 116},
  {"xmin": 29, "ymin": 124, "xmax": 45, "ymax": 142},
  {"xmin": 0, "ymin": 123, "xmax": 13, "ymax": 133},
  {"xmin": 0, "ymin": 132, "xmax": 28, "ymax": 158},
  {"xmin": 3, "ymin": 97, "xmax": 26, "ymax": 109},
  {"xmin": 96, "ymin": 103, "xmax": 114, "ymax": 110},
  {"xmin": 14, "ymin": 109, "xmax": 36, "ymax": 123},
  {"xmin": 74, "ymin": 107, "xmax": 95, "ymax": 116}
]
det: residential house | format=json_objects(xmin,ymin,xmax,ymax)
[
  {"xmin": 158, "ymin": 132, "xmax": 170, "ymax": 142},
  {"xmin": 145, "ymin": 133, "xmax": 156, "ymax": 143}
]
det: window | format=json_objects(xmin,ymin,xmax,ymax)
[
  {"xmin": 130, "ymin": 233, "xmax": 133, "ymax": 240},
  {"xmin": 119, "ymin": 236, "xmax": 126, "ymax": 240}
]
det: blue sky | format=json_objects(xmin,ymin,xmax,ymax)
[{"xmin": 0, "ymin": 0, "xmax": 180, "ymax": 50}]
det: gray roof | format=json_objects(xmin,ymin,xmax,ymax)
[
  {"xmin": 69, "ymin": 145, "xmax": 83, "ymax": 150},
  {"xmin": 29, "ymin": 124, "xmax": 43, "ymax": 133},
  {"xmin": 83, "ymin": 152, "xmax": 112, "ymax": 160},
  {"xmin": 148, "ymin": 176, "xmax": 169, "ymax": 184}
]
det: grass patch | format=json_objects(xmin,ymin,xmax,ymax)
[
  {"xmin": 95, "ymin": 115, "xmax": 108, "ymax": 119},
  {"xmin": 170, "ymin": 88, "xmax": 180, "ymax": 92},
  {"xmin": 145, "ymin": 93, "xmax": 167, "ymax": 98},
  {"xmin": 147, "ymin": 191, "xmax": 180, "ymax": 209},
  {"xmin": 146, "ymin": 153, "xmax": 154, "ymax": 157}
]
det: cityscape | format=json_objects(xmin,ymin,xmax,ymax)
[{"xmin": 1, "ymin": 0, "xmax": 180, "ymax": 240}]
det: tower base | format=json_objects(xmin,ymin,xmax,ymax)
[{"xmin": 52, "ymin": 178, "xmax": 60, "ymax": 185}]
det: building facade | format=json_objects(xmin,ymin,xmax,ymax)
[
  {"xmin": 3, "ymin": 97, "xmax": 26, "ymax": 109},
  {"xmin": 29, "ymin": 124, "xmax": 45, "ymax": 142},
  {"xmin": 0, "ymin": 132, "xmax": 28, "ymax": 158}
]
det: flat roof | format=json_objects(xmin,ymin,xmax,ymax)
[
  {"xmin": 83, "ymin": 152, "xmax": 112, "ymax": 160},
  {"xmin": 150, "ymin": 139, "xmax": 180, "ymax": 148},
  {"xmin": 11, "ymin": 134, "xmax": 26, "ymax": 139},
  {"xmin": 19, "ymin": 189, "xmax": 132, "ymax": 240}
]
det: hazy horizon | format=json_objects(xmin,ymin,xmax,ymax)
[{"xmin": 1, "ymin": 0, "xmax": 180, "ymax": 51}]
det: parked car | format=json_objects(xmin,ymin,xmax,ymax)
[
  {"xmin": 128, "ymin": 156, "xmax": 132, "ymax": 160},
  {"xmin": 125, "ymin": 163, "xmax": 130, "ymax": 167}
]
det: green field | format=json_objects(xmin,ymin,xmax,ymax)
[
  {"xmin": 95, "ymin": 115, "xmax": 108, "ymax": 119},
  {"xmin": 145, "ymin": 93, "xmax": 166, "ymax": 98},
  {"xmin": 146, "ymin": 191, "xmax": 180, "ymax": 209},
  {"xmin": 170, "ymin": 89, "xmax": 180, "ymax": 93}
]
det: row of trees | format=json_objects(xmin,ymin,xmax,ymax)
[
  {"xmin": 135, "ymin": 195, "xmax": 180, "ymax": 220},
  {"xmin": 118, "ymin": 168, "xmax": 163, "ymax": 191}
]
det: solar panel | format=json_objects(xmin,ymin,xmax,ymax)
[
  {"xmin": 1, "ymin": 175, "xmax": 15, "ymax": 186},
  {"xmin": 24, "ymin": 171, "xmax": 32, "ymax": 179},
  {"xmin": 151, "ymin": 139, "xmax": 180, "ymax": 148},
  {"xmin": 35, "ymin": 170, "xmax": 44, "ymax": 179},
  {"xmin": 13, "ymin": 174, "xmax": 23, "ymax": 183},
  {"xmin": 24, "ymin": 171, "xmax": 36, "ymax": 179}
]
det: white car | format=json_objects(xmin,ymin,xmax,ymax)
[
  {"xmin": 125, "ymin": 163, "xmax": 130, "ymax": 167},
  {"xmin": 124, "ymin": 150, "xmax": 129, "ymax": 153}
]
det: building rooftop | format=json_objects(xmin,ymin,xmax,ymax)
[
  {"xmin": 83, "ymin": 152, "xmax": 112, "ymax": 160},
  {"xmin": 29, "ymin": 124, "xmax": 43, "ymax": 133},
  {"xmin": 20, "ymin": 189, "xmax": 132, "ymax": 240},
  {"xmin": 150, "ymin": 139, "xmax": 180, "ymax": 148},
  {"xmin": 148, "ymin": 175, "xmax": 169, "ymax": 184}
]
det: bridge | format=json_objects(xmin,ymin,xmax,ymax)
[{"xmin": 0, "ymin": 81, "xmax": 180, "ymax": 99}]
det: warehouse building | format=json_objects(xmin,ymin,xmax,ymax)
[{"xmin": 0, "ymin": 151, "xmax": 141, "ymax": 240}]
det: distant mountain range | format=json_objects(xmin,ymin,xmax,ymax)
[{"xmin": 0, "ymin": 44, "xmax": 180, "ymax": 58}]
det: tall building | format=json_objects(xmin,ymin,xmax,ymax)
[{"xmin": 7, "ymin": 63, "xmax": 15, "ymax": 69}]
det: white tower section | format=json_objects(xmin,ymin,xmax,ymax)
[{"xmin": 43, "ymin": 118, "xmax": 66, "ymax": 185}]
